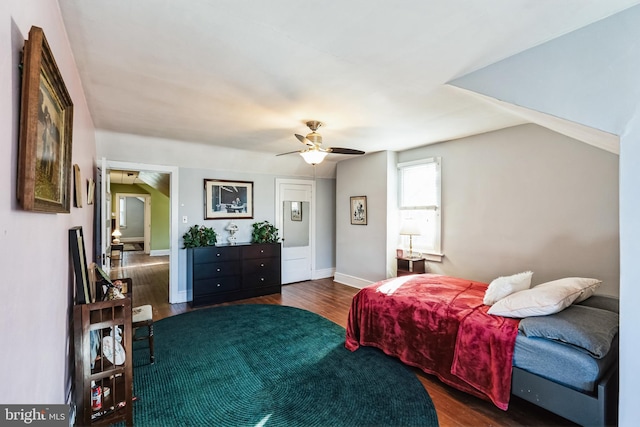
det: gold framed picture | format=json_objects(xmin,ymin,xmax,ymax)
[{"xmin": 18, "ymin": 26, "xmax": 74, "ymax": 213}]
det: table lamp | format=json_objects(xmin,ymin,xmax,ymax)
[
  {"xmin": 112, "ymin": 229, "xmax": 122, "ymax": 244},
  {"xmin": 399, "ymin": 221, "xmax": 421, "ymax": 259}
]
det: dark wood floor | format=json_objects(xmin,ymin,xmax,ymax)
[{"xmin": 111, "ymin": 250, "xmax": 576, "ymax": 427}]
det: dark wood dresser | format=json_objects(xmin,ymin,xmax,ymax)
[{"xmin": 187, "ymin": 243, "xmax": 281, "ymax": 307}]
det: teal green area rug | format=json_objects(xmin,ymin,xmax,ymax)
[{"xmin": 132, "ymin": 304, "xmax": 438, "ymax": 426}]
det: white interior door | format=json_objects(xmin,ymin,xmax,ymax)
[{"xmin": 276, "ymin": 180, "xmax": 315, "ymax": 284}]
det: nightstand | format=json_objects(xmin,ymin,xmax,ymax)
[{"xmin": 396, "ymin": 257, "xmax": 426, "ymax": 276}]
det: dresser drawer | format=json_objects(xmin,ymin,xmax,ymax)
[
  {"xmin": 243, "ymin": 244, "xmax": 280, "ymax": 259},
  {"xmin": 194, "ymin": 276, "xmax": 241, "ymax": 297},
  {"xmin": 242, "ymin": 257, "xmax": 278, "ymax": 275},
  {"xmin": 243, "ymin": 270, "xmax": 280, "ymax": 288},
  {"xmin": 195, "ymin": 260, "xmax": 241, "ymax": 279},
  {"xmin": 193, "ymin": 246, "xmax": 241, "ymax": 264}
]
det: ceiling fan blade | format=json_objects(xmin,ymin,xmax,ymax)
[
  {"xmin": 295, "ymin": 134, "xmax": 314, "ymax": 146},
  {"xmin": 276, "ymin": 150, "xmax": 302, "ymax": 157},
  {"xmin": 328, "ymin": 147, "xmax": 365, "ymax": 155}
]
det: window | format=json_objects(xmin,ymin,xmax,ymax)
[{"xmin": 398, "ymin": 157, "xmax": 442, "ymax": 261}]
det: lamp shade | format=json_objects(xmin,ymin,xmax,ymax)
[
  {"xmin": 112, "ymin": 229, "xmax": 122, "ymax": 238},
  {"xmin": 300, "ymin": 149, "xmax": 328, "ymax": 165},
  {"xmin": 399, "ymin": 221, "xmax": 421, "ymax": 236}
]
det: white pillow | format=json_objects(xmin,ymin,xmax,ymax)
[
  {"xmin": 537, "ymin": 277, "xmax": 602, "ymax": 304},
  {"xmin": 488, "ymin": 277, "xmax": 602, "ymax": 318},
  {"xmin": 483, "ymin": 271, "xmax": 533, "ymax": 306}
]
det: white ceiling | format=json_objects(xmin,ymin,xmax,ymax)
[{"xmin": 58, "ymin": 0, "xmax": 638, "ymax": 160}]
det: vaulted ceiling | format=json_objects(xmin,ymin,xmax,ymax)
[{"xmin": 59, "ymin": 1, "xmax": 639, "ymax": 161}]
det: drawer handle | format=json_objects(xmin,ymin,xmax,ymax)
[
  {"xmin": 260, "ymin": 277, "xmax": 265, "ymax": 281},
  {"xmin": 260, "ymin": 263, "xmax": 264, "ymax": 267},
  {"xmin": 260, "ymin": 250, "xmax": 264, "ymax": 253},
  {"xmin": 216, "ymin": 283, "xmax": 221, "ymax": 287},
  {"xmin": 216, "ymin": 253, "xmax": 221, "ymax": 257},
  {"xmin": 217, "ymin": 268, "xmax": 221, "ymax": 272}
]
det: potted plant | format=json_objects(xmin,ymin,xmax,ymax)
[
  {"xmin": 182, "ymin": 224, "xmax": 217, "ymax": 248},
  {"xmin": 251, "ymin": 221, "xmax": 279, "ymax": 244}
]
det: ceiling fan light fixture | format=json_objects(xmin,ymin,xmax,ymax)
[{"xmin": 300, "ymin": 149, "xmax": 328, "ymax": 165}]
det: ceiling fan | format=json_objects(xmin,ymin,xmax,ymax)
[{"xmin": 277, "ymin": 120, "xmax": 365, "ymax": 165}]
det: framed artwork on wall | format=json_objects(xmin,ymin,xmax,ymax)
[
  {"xmin": 73, "ymin": 164, "xmax": 82, "ymax": 208},
  {"xmin": 87, "ymin": 178, "xmax": 95, "ymax": 205},
  {"xmin": 69, "ymin": 226, "xmax": 90, "ymax": 304},
  {"xmin": 17, "ymin": 26, "xmax": 74, "ymax": 213},
  {"xmin": 204, "ymin": 179, "xmax": 254, "ymax": 219},
  {"xmin": 350, "ymin": 195, "xmax": 367, "ymax": 225},
  {"xmin": 291, "ymin": 201, "xmax": 302, "ymax": 221}
]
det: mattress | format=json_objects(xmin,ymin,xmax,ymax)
[{"xmin": 513, "ymin": 332, "xmax": 619, "ymax": 393}]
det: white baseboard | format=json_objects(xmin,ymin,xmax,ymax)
[
  {"xmin": 333, "ymin": 272, "xmax": 375, "ymax": 289},
  {"xmin": 312, "ymin": 267, "xmax": 335, "ymax": 280},
  {"xmin": 172, "ymin": 289, "xmax": 189, "ymax": 304},
  {"xmin": 150, "ymin": 249, "xmax": 170, "ymax": 256}
]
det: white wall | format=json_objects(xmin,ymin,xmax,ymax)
[
  {"xmin": 0, "ymin": 0, "xmax": 96, "ymax": 404},
  {"xmin": 451, "ymin": 6, "xmax": 640, "ymax": 137},
  {"xmin": 399, "ymin": 124, "xmax": 619, "ymax": 295}
]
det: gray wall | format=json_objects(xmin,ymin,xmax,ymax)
[
  {"xmin": 121, "ymin": 196, "xmax": 144, "ymax": 239},
  {"xmin": 335, "ymin": 151, "xmax": 396, "ymax": 284},
  {"xmin": 399, "ymin": 124, "xmax": 619, "ymax": 296},
  {"xmin": 315, "ymin": 178, "xmax": 336, "ymax": 271}
]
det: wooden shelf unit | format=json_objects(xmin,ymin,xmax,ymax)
[{"xmin": 74, "ymin": 298, "xmax": 133, "ymax": 426}]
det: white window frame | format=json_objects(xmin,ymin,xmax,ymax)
[{"xmin": 398, "ymin": 157, "xmax": 443, "ymax": 262}]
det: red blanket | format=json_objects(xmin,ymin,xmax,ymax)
[{"xmin": 345, "ymin": 274, "xmax": 520, "ymax": 410}]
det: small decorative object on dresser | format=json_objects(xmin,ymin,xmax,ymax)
[
  {"xmin": 182, "ymin": 224, "xmax": 217, "ymax": 248},
  {"xmin": 226, "ymin": 221, "xmax": 239, "ymax": 245},
  {"xmin": 251, "ymin": 221, "xmax": 279, "ymax": 243}
]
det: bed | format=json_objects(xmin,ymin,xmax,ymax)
[{"xmin": 345, "ymin": 274, "xmax": 619, "ymax": 426}]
